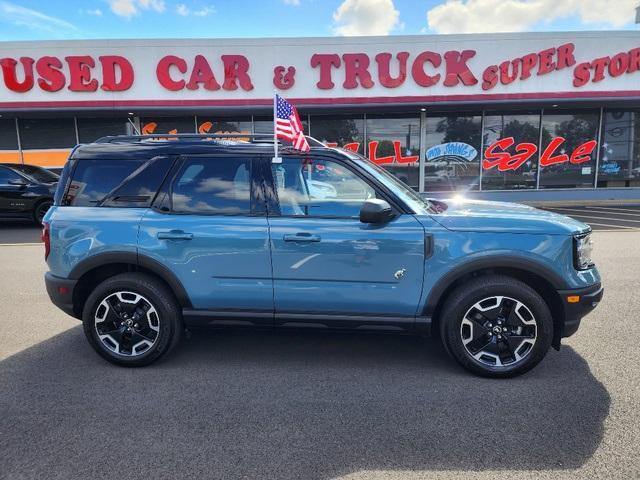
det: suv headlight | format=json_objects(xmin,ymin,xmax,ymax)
[{"xmin": 574, "ymin": 233, "xmax": 594, "ymax": 270}]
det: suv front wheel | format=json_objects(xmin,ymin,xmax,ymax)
[
  {"xmin": 439, "ymin": 275, "xmax": 553, "ymax": 378},
  {"xmin": 82, "ymin": 273, "xmax": 182, "ymax": 367}
]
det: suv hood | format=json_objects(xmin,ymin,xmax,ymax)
[{"xmin": 427, "ymin": 198, "xmax": 589, "ymax": 235}]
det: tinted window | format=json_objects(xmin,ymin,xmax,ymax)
[
  {"xmin": 0, "ymin": 119, "xmax": 18, "ymax": 149},
  {"xmin": 77, "ymin": 118, "xmax": 129, "ymax": 143},
  {"xmin": 102, "ymin": 156, "xmax": 175, "ymax": 207},
  {"xmin": 140, "ymin": 117, "xmax": 195, "ymax": 135},
  {"xmin": 311, "ymin": 115, "xmax": 365, "ymax": 155},
  {"xmin": 0, "ymin": 166, "xmax": 21, "ymax": 184},
  {"xmin": 424, "ymin": 113, "xmax": 481, "ymax": 192},
  {"xmin": 366, "ymin": 114, "xmax": 420, "ymax": 189},
  {"xmin": 64, "ymin": 160, "xmax": 145, "ymax": 206},
  {"xmin": 196, "ymin": 117, "xmax": 252, "ymax": 136},
  {"xmin": 482, "ymin": 112, "xmax": 540, "ymax": 190},
  {"xmin": 19, "ymin": 118, "xmax": 76, "ymax": 149},
  {"xmin": 272, "ymin": 157, "xmax": 376, "ymax": 217},
  {"xmin": 539, "ymin": 111, "xmax": 599, "ymax": 189},
  {"xmin": 598, "ymin": 110, "xmax": 640, "ymax": 187},
  {"xmin": 12, "ymin": 165, "xmax": 59, "ymax": 183},
  {"xmin": 170, "ymin": 157, "xmax": 252, "ymax": 215}
]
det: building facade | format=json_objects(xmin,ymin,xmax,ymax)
[{"xmin": 1, "ymin": 31, "xmax": 639, "ymax": 202}]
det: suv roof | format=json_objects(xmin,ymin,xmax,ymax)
[{"xmin": 71, "ymin": 134, "xmax": 330, "ymax": 160}]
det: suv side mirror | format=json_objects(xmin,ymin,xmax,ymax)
[
  {"xmin": 8, "ymin": 178, "xmax": 28, "ymax": 187},
  {"xmin": 360, "ymin": 199, "xmax": 395, "ymax": 224}
]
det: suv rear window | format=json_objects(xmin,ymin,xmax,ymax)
[
  {"xmin": 63, "ymin": 157, "xmax": 173, "ymax": 207},
  {"xmin": 169, "ymin": 157, "xmax": 252, "ymax": 215}
]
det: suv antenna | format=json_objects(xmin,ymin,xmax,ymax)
[{"xmin": 127, "ymin": 117, "xmax": 140, "ymax": 135}]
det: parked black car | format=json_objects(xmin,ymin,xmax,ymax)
[{"xmin": 0, "ymin": 163, "xmax": 59, "ymax": 224}]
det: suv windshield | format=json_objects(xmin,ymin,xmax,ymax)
[
  {"xmin": 13, "ymin": 165, "xmax": 59, "ymax": 184},
  {"xmin": 338, "ymin": 149, "xmax": 441, "ymax": 215}
]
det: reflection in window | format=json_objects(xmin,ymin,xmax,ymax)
[
  {"xmin": 171, "ymin": 158, "xmax": 252, "ymax": 214},
  {"xmin": 254, "ymin": 116, "xmax": 308, "ymax": 136},
  {"xmin": 310, "ymin": 115, "xmax": 365, "ymax": 155},
  {"xmin": 140, "ymin": 117, "xmax": 195, "ymax": 135},
  {"xmin": 19, "ymin": 118, "xmax": 76, "ymax": 149},
  {"xmin": 424, "ymin": 114, "xmax": 481, "ymax": 192},
  {"xmin": 599, "ymin": 111, "xmax": 640, "ymax": 187},
  {"xmin": 77, "ymin": 117, "xmax": 129, "ymax": 143},
  {"xmin": 0, "ymin": 119, "xmax": 18, "ymax": 150},
  {"xmin": 366, "ymin": 115, "xmax": 420, "ymax": 190},
  {"xmin": 273, "ymin": 157, "xmax": 375, "ymax": 217},
  {"xmin": 539, "ymin": 111, "xmax": 599, "ymax": 189},
  {"xmin": 196, "ymin": 117, "xmax": 252, "ymax": 137},
  {"xmin": 64, "ymin": 160, "xmax": 144, "ymax": 206},
  {"xmin": 482, "ymin": 112, "xmax": 540, "ymax": 190}
]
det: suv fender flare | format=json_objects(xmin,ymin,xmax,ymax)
[
  {"xmin": 68, "ymin": 251, "xmax": 193, "ymax": 308},
  {"xmin": 423, "ymin": 255, "xmax": 567, "ymax": 317}
]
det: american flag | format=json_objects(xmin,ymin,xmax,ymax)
[{"xmin": 275, "ymin": 94, "xmax": 310, "ymax": 152}]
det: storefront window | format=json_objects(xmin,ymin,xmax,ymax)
[
  {"xmin": 599, "ymin": 110, "xmax": 640, "ymax": 187},
  {"xmin": 140, "ymin": 117, "xmax": 195, "ymax": 135},
  {"xmin": 539, "ymin": 111, "xmax": 599, "ymax": 189},
  {"xmin": 0, "ymin": 119, "xmax": 18, "ymax": 150},
  {"xmin": 196, "ymin": 116, "xmax": 252, "ymax": 137},
  {"xmin": 310, "ymin": 114, "xmax": 365, "ymax": 155},
  {"xmin": 77, "ymin": 117, "xmax": 129, "ymax": 143},
  {"xmin": 424, "ymin": 114, "xmax": 481, "ymax": 192},
  {"xmin": 482, "ymin": 112, "xmax": 540, "ymax": 190},
  {"xmin": 19, "ymin": 118, "xmax": 76, "ymax": 149},
  {"xmin": 366, "ymin": 114, "xmax": 420, "ymax": 189},
  {"xmin": 254, "ymin": 115, "xmax": 308, "ymax": 136}
]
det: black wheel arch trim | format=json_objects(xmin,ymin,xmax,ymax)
[
  {"xmin": 68, "ymin": 251, "xmax": 193, "ymax": 308},
  {"xmin": 423, "ymin": 255, "xmax": 569, "ymax": 317}
]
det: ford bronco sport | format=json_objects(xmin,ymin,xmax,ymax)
[{"xmin": 43, "ymin": 134, "xmax": 603, "ymax": 377}]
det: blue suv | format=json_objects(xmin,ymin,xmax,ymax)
[{"xmin": 43, "ymin": 135, "xmax": 603, "ymax": 377}]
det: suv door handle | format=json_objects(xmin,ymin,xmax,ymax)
[
  {"xmin": 283, "ymin": 233, "xmax": 321, "ymax": 243},
  {"xmin": 157, "ymin": 230, "xmax": 193, "ymax": 241}
]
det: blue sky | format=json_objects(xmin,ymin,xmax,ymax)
[{"xmin": 0, "ymin": 0, "xmax": 638, "ymax": 41}]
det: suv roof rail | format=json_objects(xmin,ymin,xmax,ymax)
[{"xmin": 94, "ymin": 133, "xmax": 327, "ymax": 148}]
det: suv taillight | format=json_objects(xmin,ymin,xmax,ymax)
[{"xmin": 41, "ymin": 222, "xmax": 50, "ymax": 260}]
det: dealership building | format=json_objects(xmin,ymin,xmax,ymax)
[{"xmin": 1, "ymin": 31, "xmax": 639, "ymax": 202}]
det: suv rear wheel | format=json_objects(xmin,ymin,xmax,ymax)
[
  {"xmin": 82, "ymin": 273, "xmax": 182, "ymax": 367},
  {"xmin": 439, "ymin": 275, "xmax": 553, "ymax": 378}
]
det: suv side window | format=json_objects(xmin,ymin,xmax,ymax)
[
  {"xmin": 272, "ymin": 157, "xmax": 376, "ymax": 218},
  {"xmin": 169, "ymin": 157, "xmax": 252, "ymax": 215},
  {"xmin": 0, "ymin": 166, "xmax": 22, "ymax": 184},
  {"xmin": 64, "ymin": 159, "xmax": 145, "ymax": 206}
]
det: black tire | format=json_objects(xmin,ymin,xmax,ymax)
[
  {"xmin": 439, "ymin": 275, "xmax": 553, "ymax": 378},
  {"xmin": 33, "ymin": 199, "xmax": 52, "ymax": 225},
  {"xmin": 82, "ymin": 272, "xmax": 182, "ymax": 367}
]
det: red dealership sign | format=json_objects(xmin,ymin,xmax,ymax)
[{"xmin": 0, "ymin": 32, "xmax": 639, "ymax": 109}]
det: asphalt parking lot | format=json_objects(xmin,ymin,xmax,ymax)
[
  {"xmin": 542, "ymin": 205, "xmax": 640, "ymax": 231},
  {"xmin": 0, "ymin": 226, "xmax": 639, "ymax": 480}
]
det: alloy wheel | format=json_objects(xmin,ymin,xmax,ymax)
[
  {"xmin": 94, "ymin": 291, "xmax": 160, "ymax": 356},
  {"xmin": 460, "ymin": 296, "xmax": 537, "ymax": 368}
]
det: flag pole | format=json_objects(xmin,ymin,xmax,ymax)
[{"xmin": 272, "ymin": 91, "xmax": 281, "ymax": 163}]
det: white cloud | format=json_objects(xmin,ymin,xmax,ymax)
[
  {"xmin": 333, "ymin": 0, "xmax": 400, "ymax": 36},
  {"xmin": 86, "ymin": 8, "xmax": 103, "ymax": 16},
  {"xmin": 0, "ymin": 1, "xmax": 79, "ymax": 34},
  {"xmin": 175, "ymin": 3, "xmax": 215, "ymax": 17},
  {"xmin": 176, "ymin": 3, "xmax": 189, "ymax": 15},
  {"xmin": 426, "ymin": 0, "xmax": 637, "ymax": 34},
  {"xmin": 108, "ymin": 0, "xmax": 166, "ymax": 18},
  {"xmin": 283, "ymin": 0, "xmax": 300, "ymax": 5}
]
